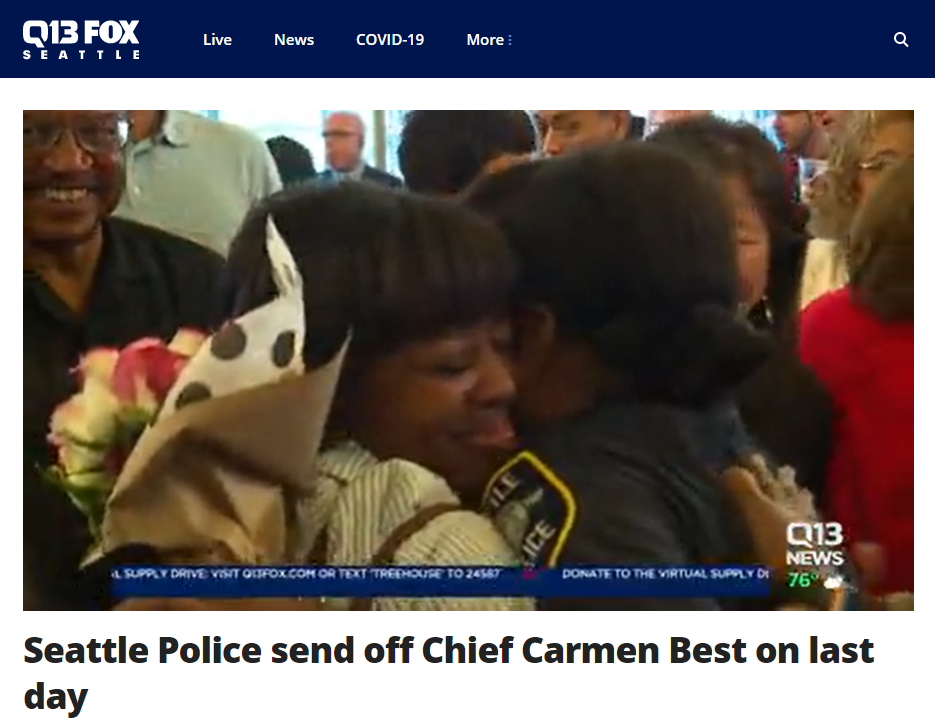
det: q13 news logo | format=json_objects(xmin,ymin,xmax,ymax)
[
  {"xmin": 786, "ymin": 522, "xmax": 846, "ymax": 567},
  {"xmin": 22, "ymin": 20, "xmax": 140, "ymax": 59}
]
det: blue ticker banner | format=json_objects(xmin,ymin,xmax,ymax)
[{"xmin": 110, "ymin": 564, "xmax": 773, "ymax": 599}]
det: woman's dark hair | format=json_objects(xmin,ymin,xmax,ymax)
[
  {"xmin": 221, "ymin": 183, "xmax": 517, "ymax": 369},
  {"xmin": 266, "ymin": 135, "xmax": 316, "ymax": 187},
  {"xmin": 647, "ymin": 115, "xmax": 809, "ymax": 330},
  {"xmin": 398, "ymin": 111, "xmax": 538, "ymax": 195},
  {"xmin": 647, "ymin": 116, "xmax": 797, "ymax": 235},
  {"xmin": 467, "ymin": 142, "xmax": 772, "ymax": 406},
  {"xmin": 459, "ymin": 156, "xmax": 548, "ymax": 210}
]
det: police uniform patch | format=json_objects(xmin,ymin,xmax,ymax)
[{"xmin": 481, "ymin": 451, "xmax": 577, "ymax": 567}]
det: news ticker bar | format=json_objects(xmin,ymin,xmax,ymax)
[{"xmin": 110, "ymin": 565, "xmax": 773, "ymax": 599}]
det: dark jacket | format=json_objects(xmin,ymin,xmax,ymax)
[
  {"xmin": 24, "ymin": 218, "xmax": 222, "ymax": 610},
  {"xmin": 740, "ymin": 224, "xmax": 834, "ymax": 500},
  {"xmin": 482, "ymin": 400, "xmax": 758, "ymax": 610},
  {"xmin": 737, "ymin": 323, "xmax": 834, "ymax": 500},
  {"xmin": 628, "ymin": 115, "xmax": 647, "ymax": 140},
  {"xmin": 321, "ymin": 165, "xmax": 403, "ymax": 188}
]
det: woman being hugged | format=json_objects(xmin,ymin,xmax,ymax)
[
  {"xmin": 220, "ymin": 182, "xmax": 529, "ymax": 610},
  {"xmin": 61, "ymin": 183, "xmax": 530, "ymax": 610}
]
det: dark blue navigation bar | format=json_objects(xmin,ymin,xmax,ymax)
[{"xmin": 6, "ymin": 2, "xmax": 927, "ymax": 78}]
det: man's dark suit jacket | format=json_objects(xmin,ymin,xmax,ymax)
[
  {"xmin": 628, "ymin": 115, "xmax": 647, "ymax": 139},
  {"xmin": 321, "ymin": 165, "xmax": 403, "ymax": 188}
]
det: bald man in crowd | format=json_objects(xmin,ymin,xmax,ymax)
[{"xmin": 320, "ymin": 112, "xmax": 403, "ymax": 187}]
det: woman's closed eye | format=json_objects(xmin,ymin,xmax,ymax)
[
  {"xmin": 430, "ymin": 357, "xmax": 476, "ymax": 377},
  {"xmin": 417, "ymin": 339, "xmax": 479, "ymax": 377},
  {"xmin": 416, "ymin": 323, "xmax": 514, "ymax": 378}
]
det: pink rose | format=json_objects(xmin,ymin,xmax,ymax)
[
  {"xmin": 45, "ymin": 328, "xmax": 206, "ymax": 546},
  {"xmin": 111, "ymin": 338, "xmax": 190, "ymax": 406}
]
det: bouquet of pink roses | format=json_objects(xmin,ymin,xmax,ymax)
[
  {"xmin": 42, "ymin": 219, "xmax": 345, "ymax": 601},
  {"xmin": 45, "ymin": 329, "xmax": 207, "ymax": 542}
]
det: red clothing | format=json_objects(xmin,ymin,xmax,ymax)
[{"xmin": 800, "ymin": 289, "xmax": 913, "ymax": 594}]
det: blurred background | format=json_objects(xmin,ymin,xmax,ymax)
[{"xmin": 192, "ymin": 110, "xmax": 777, "ymax": 176}]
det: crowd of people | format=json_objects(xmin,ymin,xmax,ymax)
[{"xmin": 23, "ymin": 109, "xmax": 913, "ymax": 611}]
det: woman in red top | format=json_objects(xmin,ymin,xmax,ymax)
[{"xmin": 799, "ymin": 159, "xmax": 913, "ymax": 596}]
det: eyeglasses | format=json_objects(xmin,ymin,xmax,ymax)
[
  {"xmin": 857, "ymin": 151, "xmax": 913, "ymax": 173},
  {"xmin": 23, "ymin": 114, "xmax": 129, "ymax": 154}
]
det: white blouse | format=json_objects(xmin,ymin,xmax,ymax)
[{"xmin": 799, "ymin": 238, "xmax": 849, "ymax": 310}]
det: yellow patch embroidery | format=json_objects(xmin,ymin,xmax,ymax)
[{"xmin": 482, "ymin": 451, "xmax": 577, "ymax": 567}]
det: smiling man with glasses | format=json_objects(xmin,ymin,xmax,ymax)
[{"xmin": 23, "ymin": 110, "xmax": 223, "ymax": 611}]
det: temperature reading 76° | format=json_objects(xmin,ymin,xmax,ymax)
[
  {"xmin": 788, "ymin": 571, "xmax": 820, "ymax": 588},
  {"xmin": 788, "ymin": 571, "xmax": 849, "ymax": 590}
]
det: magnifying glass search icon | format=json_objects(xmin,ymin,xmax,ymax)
[{"xmin": 894, "ymin": 32, "xmax": 908, "ymax": 47}]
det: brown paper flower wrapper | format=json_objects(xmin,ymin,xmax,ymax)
[
  {"xmin": 99, "ymin": 365, "xmax": 343, "ymax": 565},
  {"xmin": 87, "ymin": 219, "xmax": 347, "ymax": 609}
]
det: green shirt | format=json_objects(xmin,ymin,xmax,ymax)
[{"xmin": 115, "ymin": 111, "xmax": 282, "ymax": 256}]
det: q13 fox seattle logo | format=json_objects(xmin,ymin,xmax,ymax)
[{"xmin": 23, "ymin": 20, "xmax": 140, "ymax": 60}]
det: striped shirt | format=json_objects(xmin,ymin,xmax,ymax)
[{"xmin": 296, "ymin": 441, "xmax": 533, "ymax": 611}]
